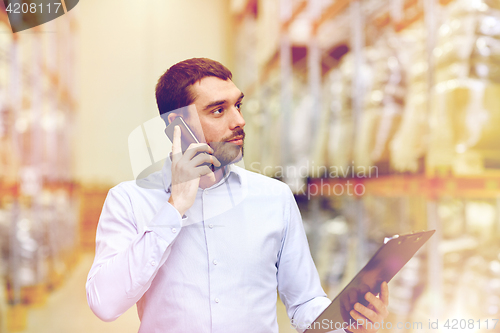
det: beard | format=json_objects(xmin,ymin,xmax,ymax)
[{"xmin": 208, "ymin": 128, "xmax": 245, "ymax": 167}]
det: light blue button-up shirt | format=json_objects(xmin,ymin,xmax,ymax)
[{"xmin": 86, "ymin": 158, "xmax": 331, "ymax": 333}]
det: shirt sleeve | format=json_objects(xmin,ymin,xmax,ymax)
[
  {"xmin": 276, "ymin": 188, "xmax": 336, "ymax": 333},
  {"xmin": 85, "ymin": 186, "xmax": 183, "ymax": 322}
]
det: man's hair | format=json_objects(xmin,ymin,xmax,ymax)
[{"xmin": 155, "ymin": 58, "xmax": 233, "ymax": 117}]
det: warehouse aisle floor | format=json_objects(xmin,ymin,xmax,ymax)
[
  {"xmin": 21, "ymin": 253, "xmax": 140, "ymax": 333},
  {"xmin": 18, "ymin": 253, "xmax": 296, "ymax": 333}
]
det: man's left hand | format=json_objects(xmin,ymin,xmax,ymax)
[{"xmin": 348, "ymin": 281, "xmax": 389, "ymax": 333}]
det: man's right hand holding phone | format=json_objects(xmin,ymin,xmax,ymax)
[{"xmin": 168, "ymin": 125, "xmax": 221, "ymax": 216}]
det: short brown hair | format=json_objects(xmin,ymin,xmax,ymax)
[{"xmin": 155, "ymin": 58, "xmax": 233, "ymax": 117}]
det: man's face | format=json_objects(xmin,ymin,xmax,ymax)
[{"xmin": 184, "ymin": 76, "xmax": 246, "ymax": 167}]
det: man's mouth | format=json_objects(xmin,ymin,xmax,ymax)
[{"xmin": 226, "ymin": 136, "xmax": 244, "ymax": 146}]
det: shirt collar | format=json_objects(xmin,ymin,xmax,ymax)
[{"xmin": 162, "ymin": 157, "xmax": 243, "ymax": 193}]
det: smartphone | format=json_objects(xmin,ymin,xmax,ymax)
[
  {"xmin": 165, "ymin": 117, "xmax": 200, "ymax": 154},
  {"xmin": 165, "ymin": 117, "xmax": 213, "ymax": 169}
]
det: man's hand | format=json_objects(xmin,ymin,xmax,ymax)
[
  {"xmin": 348, "ymin": 282, "xmax": 389, "ymax": 333},
  {"xmin": 168, "ymin": 125, "xmax": 220, "ymax": 216}
]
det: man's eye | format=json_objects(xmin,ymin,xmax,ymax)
[
  {"xmin": 236, "ymin": 103, "xmax": 242, "ymax": 110},
  {"xmin": 213, "ymin": 108, "xmax": 223, "ymax": 115}
]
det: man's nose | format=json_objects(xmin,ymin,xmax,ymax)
[{"xmin": 229, "ymin": 106, "xmax": 246, "ymax": 129}]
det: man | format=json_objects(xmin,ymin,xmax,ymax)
[{"xmin": 86, "ymin": 58, "xmax": 389, "ymax": 333}]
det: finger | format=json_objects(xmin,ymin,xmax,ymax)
[
  {"xmin": 206, "ymin": 168, "xmax": 216, "ymax": 183},
  {"xmin": 183, "ymin": 143, "xmax": 214, "ymax": 160},
  {"xmin": 340, "ymin": 294, "xmax": 351, "ymax": 313},
  {"xmin": 195, "ymin": 165, "xmax": 214, "ymax": 177},
  {"xmin": 348, "ymin": 289, "xmax": 357, "ymax": 305},
  {"xmin": 365, "ymin": 292, "xmax": 389, "ymax": 317},
  {"xmin": 354, "ymin": 302, "xmax": 379, "ymax": 323},
  {"xmin": 189, "ymin": 153, "xmax": 221, "ymax": 168},
  {"xmin": 380, "ymin": 281, "xmax": 389, "ymax": 306},
  {"xmin": 349, "ymin": 310, "xmax": 368, "ymax": 330},
  {"xmin": 209, "ymin": 154, "xmax": 222, "ymax": 167},
  {"xmin": 171, "ymin": 126, "xmax": 182, "ymax": 163},
  {"xmin": 341, "ymin": 298, "xmax": 350, "ymax": 313},
  {"xmin": 360, "ymin": 284, "xmax": 370, "ymax": 295}
]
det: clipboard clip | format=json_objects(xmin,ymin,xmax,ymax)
[{"xmin": 384, "ymin": 234, "xmax": 399, "ymax": 244}]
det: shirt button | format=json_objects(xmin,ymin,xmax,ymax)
[
  {"xmin": 213, "ymin": 260, "xmax": 218, "ymax": 265},
  {"xmin": 208, "ymin": 224, "xmax": 214, "ymax": 229},
  {"xmin": 171, "ymin": 228, "xmax": 177, "ymax": 233},
  {"xmin": 151, "ymin": 261, "xmax": 156, "ymax": 266},
  {"xmin": 214, "ymin": 298, "xmax": 220, "ymax": 303}
]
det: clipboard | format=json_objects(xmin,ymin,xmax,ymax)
[{"xmin": 304, "ymin": 230, "xmax": 435, "ymax": 333}]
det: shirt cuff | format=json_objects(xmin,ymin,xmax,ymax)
[{"xmin": 146, "ymin": 201, "xmax": 185, "ymax": 243}]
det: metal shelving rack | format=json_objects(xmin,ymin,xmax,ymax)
[
  {"xmin": 231, "ymin": 0, "xmax": 500, "ymax": 327},
  {"xmin": 0, "ymin": 4, "xmax": 79, "ymax": 332}
]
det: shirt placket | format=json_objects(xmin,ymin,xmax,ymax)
[
  {"xmin": 202, "ymin": 187, "xmax": 214, "ymax": 333},
  {"xmin": 202, "ymin": 173, "xmax": 237, "ymax": 333}
]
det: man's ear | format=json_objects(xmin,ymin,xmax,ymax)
[{"xmin": 167, "ymin": 112, "xmax": 180, "ymax": 124}]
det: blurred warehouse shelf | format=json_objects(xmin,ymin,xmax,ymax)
[
  {"xmin": 232, "ymin": 0, "xmax": 500, "ymax": 331},
  {"xmin": 0, "ymin": 3, "xmax": 83, "ymax": 332},
  {"xmin": 2, "ymin": 0, "xmax": 500, "ymax": 332}
]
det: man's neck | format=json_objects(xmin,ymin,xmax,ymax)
[{"xmin": 198, "ymin": 167, "xmax": 226, "ymax": 189}]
